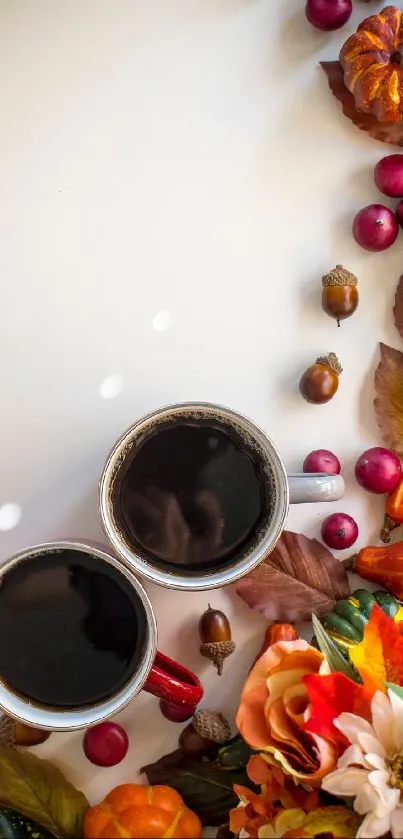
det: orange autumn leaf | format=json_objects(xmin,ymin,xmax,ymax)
[{"xmin": 349, "ymin": 604, "xmax": 403, "ymax": 692}]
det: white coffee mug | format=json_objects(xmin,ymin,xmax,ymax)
[{"xmin": 100, "ymin": 402, "xmax": 344, "ymax": 592}]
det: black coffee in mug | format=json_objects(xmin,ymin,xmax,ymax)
[
  {"xmin": 113, "ymin": 418, "xmax": 272, "ymax": 571},
  {"xmin": 0, "ymin": 549, "xmax": 148, "ymax": 707}
]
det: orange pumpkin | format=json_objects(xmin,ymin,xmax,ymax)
[
  {"xmin": 340, "ymin": 6, "xmax": 403, "ymax": 123},
  {"xmin": 84, "ymin": 783, "xmax": 202, "ymax": 839}
]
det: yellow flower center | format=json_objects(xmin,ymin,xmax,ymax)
[{"xmin": 390, "ymin": 753, "xmax": 403, "ymax": 789}]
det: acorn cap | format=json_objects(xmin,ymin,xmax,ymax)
[
  {"xmin": 315, "ymin": 352, "xmax": 343, "ymax": 376},
  {"xmin": 322, "ymin": 265, "xmax": 358, "ymax": 288},
  {"xmin": 192, "ymin": 710, "xmax": 231, "ymax": 744},
  {"xmin": 0, "ymin": 716, "xmax": 15, "ymax": 749},
  {"xmin": 200, "ymin": 639, "xmax": 236, "ymax": 675}
]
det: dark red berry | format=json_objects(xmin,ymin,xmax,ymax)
[{"xmin": 83, "ymin": 721, "xmax": 129, "ymax": 766}]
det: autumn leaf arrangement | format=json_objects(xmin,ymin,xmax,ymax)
[
  {"xmin": 229, "ymin": 584, "xmax": 403, "ymax": 839},
  {"xmin": 137, "ymin": 530, "xmax": 403, "ymax": 839}
]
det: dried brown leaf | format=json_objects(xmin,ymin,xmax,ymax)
[
  {"xmin": 374, "ymin": 342, "xmax": 403, "ymax": 456},
  {"xmin": 394, "ymin": 276, "xmax": 403, "ymax": 340},
  {"xmin": 235, "ymin": 531, "xmax": 350, "ymax": 622},
  {"xmin": 321, "ymin": 62, "xmax": 403, "ymax": 147}
]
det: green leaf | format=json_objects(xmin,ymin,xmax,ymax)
[
  {"xmin": 386, "ymin": 682, "xmax": 403, "ymax": 700},
  {"xmin": 0, "ymin": 749, "xmax": 88, "ymax": 838},
  {"xmin": 312, "ymin": 615, "xmax": 361, "ymax": 683},
  {"xmin": 142, "ymin": 748, "xmax": 256, "ymax": 826}
]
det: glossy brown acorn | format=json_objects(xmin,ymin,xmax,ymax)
[
  {"xmin": 299, "ymin": 352, "xmax": 342, "ymax": 405},
  {"xmin": 199, "ymin": 606, "xmax": 231, "ymax": 643},
  {"xmin": 0, "ymin": 716, "xmax": 51, "ymax": 748},
  {"xmin": 322, "ymin": 265, "xmax": 358, "ymax": 326},
  {"xmin": 199, "ymin": 606, "xmax": 235, "ymax": 676}
]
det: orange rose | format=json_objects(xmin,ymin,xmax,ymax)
[{"xmin": 236, "ymin": 640, "xmax": 337, "ymax": 786}]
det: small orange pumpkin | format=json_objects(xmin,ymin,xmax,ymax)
[
  {"xmin": 84, "ymin": 783, "xmax": 202, "ymax": 839},
  {"xmin": 340, "ymin": 6, "xmax": 403, "ymax": 123}
]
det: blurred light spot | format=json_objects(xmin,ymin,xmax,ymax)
[
  {"xmin": 152, "ymin": 310, "xmax": 172, "ymax": 331},
  {"xmin": 0, "ymin": 503, "xmax": 21, "ymax": 531},
  {"xmin": 100, "ymin": 375, "xmax": 123, "ymax": 400}
]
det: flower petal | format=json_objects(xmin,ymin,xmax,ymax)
[
  {"xmin": 368, "ymin": 770, "xmax": 400, "ymax": 812},
  {"xmin": 337, "ymin": 744, "xmax": 366, "ymax": 770},
  {"xmin": 388, "ymin": 688, "xmax": 403, "ymax": 750},
  {"xmin": 372, "ymin": 690, "xmax": 396, "ymax": 754},
  {"xmin": 364, "ymin": 753, "xmax": 386, "ymax": 771},
  {"xmin": 283, "ymin": 683, "xmax": 309, "ymax": 727},
  {"xmin": 354, "ymin": 782, "xmax": 381, "ymax": 816},
  {"xmin": 357, "ymin": 811, "xmax": 391, "ymax": 839},
  {"xmin": 334, "ymin": 712, "xmax": 375, "ymax": 745},
  {"xmin": 357, "ymin": 732, "xmax": 386, "ymax": 759},
  {"xmin": 242, "ymin": 640, "xmax": 312, "ymax": 698},
  {"xmin": 266, "ymin": 669, "xmax": 311, "ymax": 706},
  {"xmin": 237, "ymin": 683, "xmax": 272, "ymax": 750},
  {"xmin": 273, "ymin": 809, "xmax": 306, "ymax": 836},
  {"xmin": 391, "ymin": 806, "xmax": 403, "ymax": 838},
  {"xmin": 257, "ymin": 827, "xmax": 277, "ymax": 839},
  {"xmin": 322, "ymin": 767, "xmax": 369, "ymax": 797}
]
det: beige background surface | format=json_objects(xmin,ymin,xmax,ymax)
[{"xmin": 0, "ymin": 0, "xmax": 397, "ymax": 808}]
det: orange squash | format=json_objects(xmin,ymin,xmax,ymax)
[
  {"xmin": 84, "ymin": 783, "xmax": 202, "ymax": 839},
  {"xmin": 340, "ymin": 6, "xmax": 403, "ymax": 123}
]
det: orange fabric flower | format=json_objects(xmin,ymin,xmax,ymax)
[
  {"xmin": 236, "ymin": 640, "xmax": 338, "ymax": 787},
  {"xmin": 230, "ymin": 755, "xmax": 320, "ymax": 839}
]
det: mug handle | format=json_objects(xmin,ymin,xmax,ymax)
[
  {"xmin": 287, "ymin": 472, "xmax": 345, "ymax": 504},
  {"xmin": 143, "ymin": 651, "xmax": 204, "ymax": 712}
]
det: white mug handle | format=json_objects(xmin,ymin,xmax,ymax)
[{"xmin": 287, "ymin": 472, "xmax": 345, "ymax": 504}]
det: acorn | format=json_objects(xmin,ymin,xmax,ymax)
[
  {"xmin": 0, "ymin": 715, "xmax": 51, "ymax": 748},
  {"xmin": 299, "ymin": 352, "xmax": 342, "ymax": 404},
  {"xmin": 179, "ymin": 709, "xmax": 231, "ymax": 756},
  {"xmin": 322, "ymin": 265, "xmax": 358, "ymax": 327},
  {"xmin": 199, "ymin": 605, "xmax": 235, "ymax": 675}
]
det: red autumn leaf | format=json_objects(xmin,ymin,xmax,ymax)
[
  {"xmin": 394, "ymin": 275, "xmax": 403, "ymax": 340},
  {"xmin": 303, "ymin": 672, "xmax": 373, "ymax": 746},
  {"xmin": 321, "ymin": 61, "xmax": 403, "ymax": 147},
  {"xmin": 374, "ymin": 342, "xmax": 403, "ymax": 456},
  {"xmin": 236, "ymin": 531, "xmax": 350, "ymax": 622}
]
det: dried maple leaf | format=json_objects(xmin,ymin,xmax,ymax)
[
  {"xmin": 321, "ymin": 62, "xmax": 403, "ymax": 147},
  {"xmin": 235, "ymin": 531, "xmax": 350, "ymax": 622},
  {"xmin": 374, "ymin": 342, "xmax": 403, "ymax": 456},
  {"xmin": 394, "ymin": 275, "xmax": 403, "ymax": 340}
]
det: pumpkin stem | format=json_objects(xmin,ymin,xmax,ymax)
[{"xmin": 342, "ymin": 555, "xmax": 356, "ymax": 571}]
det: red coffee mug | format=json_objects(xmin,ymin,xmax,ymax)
[{"xmin": 0, "ymin": 541, "xmax": 203, "ymax": 731}]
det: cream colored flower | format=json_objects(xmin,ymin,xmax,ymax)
[{"xmin": 322, "ymin": 688, "xmax": 403, "ymax": 838}]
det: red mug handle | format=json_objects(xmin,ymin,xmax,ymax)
[{"xmin": 143, "ymin": 651, "xmax": 203, "ymax": 713}]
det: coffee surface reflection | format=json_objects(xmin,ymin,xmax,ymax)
[
  {"xmin": 116, "ymin": 420, "xmax": 270, "ymax": 570},
  {"xmin": 0, "ymin": 550, "xmax": 148, "ymax": 707}
]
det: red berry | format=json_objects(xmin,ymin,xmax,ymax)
[
  {"xmin": 321, "ymin": 512, "xmax": 358, "ymax": 550},
  {"xmin": 355, "ymin": 447, "xmax": 401, "ymax": 494},
  {"xmin": 83, "ymin": 722, "xmax": 129, "ymax": 766},
  {"xmin": 159, "ymin": 700, "xmax": 195, "ymax": 722},
  {"xmin": 353, "ymin": 204, "xmax": 398, "ymax": 251}
]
